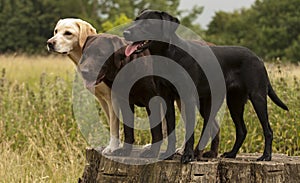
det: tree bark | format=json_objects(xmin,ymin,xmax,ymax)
[{"xmin": 79, "ymin": 148, "xmax": 300, "ymax": 183}]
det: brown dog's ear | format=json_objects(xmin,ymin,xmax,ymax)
[
  {"xmin": 98, "ymin": 35, "xmax": 126, "ymax": 82},
  {"xmin": 113, "ymin": 50, "xmax": 123, "ymax": 69},
  {"xmin": 110, "ymin": 36, "xmax": 127, "ymax": 69},
  {"xmin": 82, "ymin": 35, "xmax": 98, "ymax": 52},
  {"xmin": 76, "ymin": 20, "xmax": 97, "ymax": 50}
]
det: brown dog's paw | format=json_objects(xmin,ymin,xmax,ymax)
[{"xmin": 202, "ymin": 150, "xmax": 218, "ymax": 158}]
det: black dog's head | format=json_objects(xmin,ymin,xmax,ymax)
[{"xmin": 123, "ymin": 10, "xmax": 180, "ymax": 57}]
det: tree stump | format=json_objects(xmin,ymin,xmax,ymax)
[{"xmin": 79, "ymin": 148, "xmax": 300, "ymax": 183}]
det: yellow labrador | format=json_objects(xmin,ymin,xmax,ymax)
[{"xmin": 47, "ymin": 18, "xmax": 120, "ymax": 154}]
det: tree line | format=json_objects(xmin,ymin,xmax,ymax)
[
  {"xmin": 0, "ymin": 0, "xmax": 299, "ymax": 62},
  {"xmin": 206, "ymin": 0, "xmax": 300, "ymax": 63}
]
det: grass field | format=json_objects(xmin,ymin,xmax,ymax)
[{"xmin": 0, "ymin": 55, "xmax": 299, "ymax": 182}]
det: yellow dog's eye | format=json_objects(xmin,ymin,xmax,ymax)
[
  {"xmin": 64, "ymin": 31, "xmax": 72, "ymax": 36},
  {"xmin": 54, "ymin": 29, "xmax": 58, "ymax": 34}
]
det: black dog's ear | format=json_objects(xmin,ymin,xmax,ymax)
[
  {"xmin": 139, "ymin": 9, "xmax": 149, "ymax": 15},
  {"xmin": 159, "ymin": 11, "xmax": 180, "ymax": 39},
  {"xmin": 160, "ymin": 11, "xmax": 180, "ymax": 25}
]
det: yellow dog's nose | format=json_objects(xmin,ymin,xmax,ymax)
[{"xmin": 46, "ymin": 39, "xmax": 55, "ymax": 51}]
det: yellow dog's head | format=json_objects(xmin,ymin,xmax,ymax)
[{"xmin": 47, "ymin": 18, "xmax": 96, "ymax": 63}]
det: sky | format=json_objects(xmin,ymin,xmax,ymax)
[{"xmin": 179, "ymin": 0, "xmax": 256, "ymax": 29}]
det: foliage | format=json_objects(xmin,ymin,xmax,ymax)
[
  {"xmin": 0, "ymin": 0, "xmax": 204, "ymax": 55},
  {"xmin": 180, "ymin": 5, "xmax": 205, "ymax": 35},
  {"xmin": 206, "ymin": 0, "xmax": 300, "ymax": 62},
  {"xmin": 101, "ymin": 13, "xmax": 132, "ymax": 35},
  {"xmin": 96, "ymin": 0, "xmax": 181, "ymax": 21},
  {"xmin": 0, "ymin": 0, "xmax": 299, "ymax": 62},
  {"xmin": 0, "ymin": 0, "xmax": 96, "ymax": 54},
  {"xmin": 0, "ymin": 56, "xmax": 86, "ymax": 182}
]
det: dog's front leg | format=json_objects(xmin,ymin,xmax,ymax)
[
  {"xmin": 111, "ymin": 103, "xmax": 134, "ymax": 156},
  {"xmin": 102, "ymin": 97, "xmax": 120, "ymax": 154},
  {"xmin": 96, "ymin": 88, "xmax": 120, "ymax": 154}
]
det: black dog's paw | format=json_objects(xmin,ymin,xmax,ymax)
[
  {"xmin": 111, "ymin": 147, "xmax": 132, "ymax": 157},
  {"xmin": 221, "ymin": 151, "xmax": 236, "ymax": 158},
  {"xmin": 202, "ymin": 150, "xmax": 218, "ymax": 158},
  {"xmin": 181, "ymin": 150, "xmax": 194, "ymax": 164},
  {"xmin": 140, "ymin": 148, "xmax": 159, "ymax": 158},
  {"xmin": 257, "ymin": 154, "xmax": 271, "ymax": 161}
]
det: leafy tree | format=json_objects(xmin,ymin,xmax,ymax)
[
  {"xmin": 180, "ymin": 5, "xmax": 205, "ymax": 36},
  {"xmin": 206, "ymin": 0, "xmax": 300, "ymax": 62},
  {"xmin": 253, "ymin": 0, "xmax": 300, "ymax": 62},
  {"xmin": 96, "ymin": 0, "xmax": 180, "ymax": 21},
  {"xmin": 0, "ymin": 0, "xmax": 204, "ymax": 54},
  {"xmin": 0, "ymin": 0, "xmax": 95, "ymax": 54},
  {"xmin": 285, "ymin": 35, "xmax": 300, "ymax": 62},
  {"xmin": 96, "ymin": 0, "xmax": 204, "ymax": 34},
  {"xmin": 101, "ymin": 13, "xmax": 132, "ymax": 36}
]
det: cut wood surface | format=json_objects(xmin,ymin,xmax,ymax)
[{"xmin": 79, "ymin": 148, "xmax": 300, "ymax": 183}]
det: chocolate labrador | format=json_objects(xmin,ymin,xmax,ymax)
[
  {"xmin": 79, "ymin": 34, "xmax": 178, "ymax": 159},
  {"xmin": 123, "ymin": 9, "xmax": 289, "ymax": 162}
]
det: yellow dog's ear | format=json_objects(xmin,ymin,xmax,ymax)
[{"xmin": 76, "ymin": 20, "xmax": 97, "ymax": 49}]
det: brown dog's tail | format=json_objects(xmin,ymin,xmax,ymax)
[{"xmin": 268, "ymin": 83, "xmax": 289, "ymax": 111}]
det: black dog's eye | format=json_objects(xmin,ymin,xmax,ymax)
[{"xmin": 64, "ymin": 31, "xmax": 72, "ymax": 36}]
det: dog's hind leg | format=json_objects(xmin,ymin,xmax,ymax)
[
  {"xmin": 140, "ymin": 103, "xmax": 163, "ymax": 158},
  {"xmin": 195, "ymin": 97, "xmax": 220, "ymax": 159},
  {"xmin": 222, "ymin": 91, "xmax": 247, "ymax": 159},
  {"xmin": 250, "ymin": 93, "xmax": 272, "ymax": 161}
]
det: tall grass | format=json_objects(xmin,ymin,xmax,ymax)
[
  {"xmin": 0, "ymin": 55, "xmax": 86, "ymax": 182},
  {"xmin": 0, "ymin": 55, "xmax": 299, "ymax": 182}
]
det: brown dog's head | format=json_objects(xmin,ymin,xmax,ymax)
[
  {"xmin": 47, "ymin": 18, "xmax": 97, "ymax": 63},
  {"xmin": 79, "ymin": 34, "xmax": 128, "ymax": 88},
  {"xmin": 123, "ymin": 10, "xmax": 180, "ymax": 57}
]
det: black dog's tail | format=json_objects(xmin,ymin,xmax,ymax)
[{"xmin": 268, "ymin": 83, "xmax": 289, "ymax": 111}]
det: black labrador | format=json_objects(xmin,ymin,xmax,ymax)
[
  {"xmin": 123, "ymin": 9, "xmax": 289, "ymax": 161},
  {"xmin": 79, "ymin": 34, "xmax": 177, "ymax": 159}
]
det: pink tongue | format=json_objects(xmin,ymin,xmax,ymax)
[{"xmin": 125, "ymin": 43, "xmax": 140, "ymax": 57}]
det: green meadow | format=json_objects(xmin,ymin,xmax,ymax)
[{"xmin": 0, "ymin": 55, "xmax": 299, "ymax": 182}]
